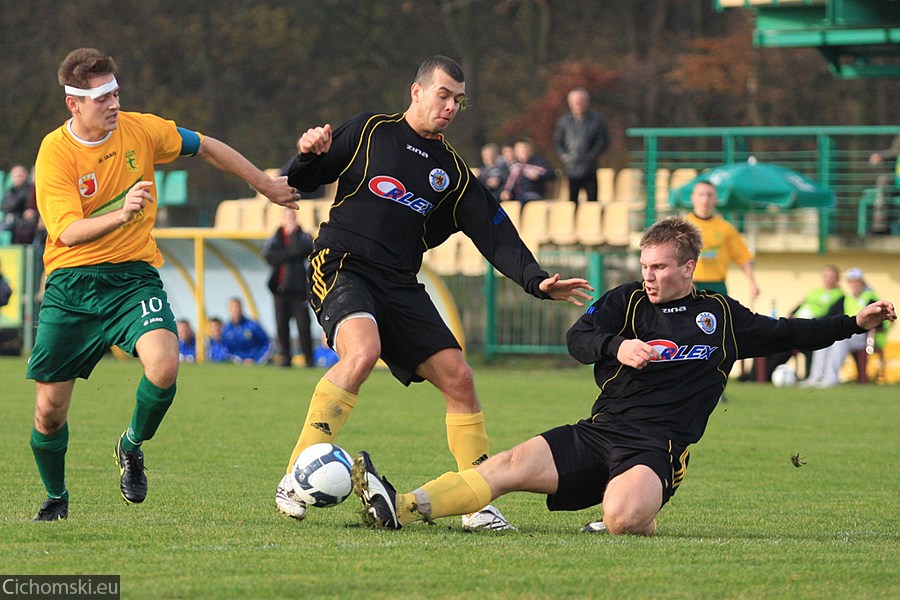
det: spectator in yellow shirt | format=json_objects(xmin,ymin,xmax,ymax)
[{"xmin": 685, "ymin": 181, "xmax": 760, "ymax": 300}]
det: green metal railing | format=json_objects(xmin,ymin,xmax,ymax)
[
  {"xmin": 628, "ymin": 125, "xmax": 900, "ymax": 251},
  {"xmin": 483, "ymin": 250, "xmax": 607, "ymax": 358}
]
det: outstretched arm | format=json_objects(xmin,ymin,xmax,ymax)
[
  {"xmin": 856, "ymin": 300, "xmax": 896, "ymax": 330},
  {"xmin": 538, "ymin": 274, "xmax": 594, "ymax": 306},
  {"xmin": 196, "ymin": 136, "xmax": 300, "ymax": 208},
  {"xmin": 741, "ymin": 262, "xmax": 760, "ymax": 301}
]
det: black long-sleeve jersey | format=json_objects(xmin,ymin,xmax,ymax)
[
  {"xmin": 566, "ymin": 282, "xmax": 865, "ymax": 445},
  {"xmin": 286, "ymin": 112, "xmax": 550, "ymax": 298}
]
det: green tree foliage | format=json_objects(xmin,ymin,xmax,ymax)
[{"xmin": 1, "ymin": 0, "xmax": 896, "ymax": 220}]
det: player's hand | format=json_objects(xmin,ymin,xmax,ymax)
[
  {"xmin": 123, "ymin": 180, "xmax": 154, "ymax": 221},
  {"xmin": 856, "ymin": 300, "xmax": 896, "ymax": 330},
  {"xmin": 261, "ymin": 174, "xmax": 301, "ymax": 209},
  {"xmin": 299, "ymin": 124, "xmax": 333, "ymax": 155},
  {"xmin": 749, "ymin": 282, "xmax": 760, "ymax": 301},
  {"xmin": 539, "ymin": 274, "xmax": 594, "ymax": 306},
  {"xmin": 617, "ymin": 338, "xmax": 656, "ymax": 369}
]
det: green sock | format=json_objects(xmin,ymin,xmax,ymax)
[
  {"xmin": 123, "ymin": 375, "xmax": 176, "ymax": 452},
  {"xmin": 31, "ymin": 423, "xmax": 69, "ymax": 499}
]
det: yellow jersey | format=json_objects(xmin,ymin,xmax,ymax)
[
  {"xmin": 685, "ymin": 213, "xmax": 753, "ymax": 282},
  {"xmin": 35, "ymin": 111, "xmax": 199, "ymax": 275}
]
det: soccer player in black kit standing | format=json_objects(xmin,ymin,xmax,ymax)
[
  {"xmin": 274, "ymin": 55, "xmax": 593, "ymax": 529},
  {"xmin": 350, "ymin": 217, "xmax": 896, "ymax": 535}
]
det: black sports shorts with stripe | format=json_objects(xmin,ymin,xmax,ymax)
[
  {"xmin": 307, "ymin": 248, "xmax": 461, "ymax": 385},
  {"xmin": 540, "ymin": 412, "xmax": 690, "ymax": 511}
]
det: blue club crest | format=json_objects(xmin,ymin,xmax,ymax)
[
  {"xmin": 695, "ymin": 312, "xmax": 717, "ymax": 334},
  {"xmin": 429, "ymin": 168, "xmax": 449, "ymax": 192}
]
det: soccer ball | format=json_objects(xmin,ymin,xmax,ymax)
[
  {"xmin": 771, "ymin": 364, "xmax": 798, "ymax": 387},
  {"xmin": 291, "ymin": 443, "xmax": 354, "ymax": 508}
]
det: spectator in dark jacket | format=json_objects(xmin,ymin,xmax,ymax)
[
  {"xmin": 263, "ymin": 207, "xmax": 315, "ymax": 367},
  {"xmin": 1, "ymin": 165, "xmax": 38, "ymax": 243},
  {"xmin": 553, "ymin": 88, "xmax": 609, "ymax": 203}
]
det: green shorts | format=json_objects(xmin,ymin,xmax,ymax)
[
  {"xmin": 27, "ymin": 262, "xmax": 176, "ymax": 382},
  {"xmin": 694, "ymin": 281, "xmax": 728, "ymax": 296}
]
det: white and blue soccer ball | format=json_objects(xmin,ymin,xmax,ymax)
[
  {"xmin": 291, "ymin": 443, "xmax": 354, "ymax": 508},
  {"xmin": 771, "ymin": 364, "xmax": 798, "ymax": 388}
]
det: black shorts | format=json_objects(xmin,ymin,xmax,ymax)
[
  {"xmin": 307, "ymin": 248, "xmax": 461, "ymax": 385},
  {"xmin": 540, "ymin": 413, "xmax": 691, "ymax": 511}
]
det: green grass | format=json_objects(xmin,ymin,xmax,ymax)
[{"xmin": 1, "ymin": 356, "xmax": 898, "ymax": 599}]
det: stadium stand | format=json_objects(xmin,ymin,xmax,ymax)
[
  {"xmin": 239, "ymin": 199, "xmax": 268, "ymax": 231},
  {"xmin": 601, "ymin": 200, "xmax": 631, "ymax": 246},
  {"xmin": 598, "ymin": 167, "xmax": 615, "ymax": 203},
  {"xmin": 457, "ymin": 236, "xmax": 487, "ymax": 276},
  {"xmin": 213, "ymin": 200, "xmax": 244, "ymax": 230},
  {"xmin": 161, "ymin": 170, "xmax": 189, "ymax": 206},
  {"xmin": 574, "ymin": 200, "xmax": 604, "ymax": 246},
  {"xmin": 155, "ymin": 171, "xmax": 165, "ymax": 201},
  {"xmin": 654, "ymin": 168, "xmax": 672, "ymax": 211},
  {"xmin": 499, "ymin": 200, "xmax": 522, "ymax": 229},
  {"xmin": 667, "ymin": 168, "xmax": 699, "ymax": 206},
  {"xmin": 423, "ymin": 231, "xmax": 464, "ymax": 276},
  {"xmin": 613, "ymin": 167, "xmax": 643, "ymax": 205},
  {"xmin": 518, "ymin": 200, "xmax": 551, "ymax": 252},
  {"xmin": 547, "ymin": 200, "xmax": 578, "ymax": 246}
]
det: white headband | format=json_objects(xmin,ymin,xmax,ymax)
[{"xmin": 64, "ymin": 77, "xmax": 119, "ymax": 99}]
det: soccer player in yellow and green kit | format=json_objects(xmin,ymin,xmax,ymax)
[
  {"xmin": 28, "ymin": 48, "xmax": 300, "ymax": 521},
  {"xmin": 686, "ymin": 180, "xmax": 760, "ymax": 301}
]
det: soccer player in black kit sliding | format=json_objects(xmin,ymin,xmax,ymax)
[
  {"xmin": 352, "ymin": 216, "xmax": 896, "ymax": 535},
  {"xmin": 274, "ymin": 55, "xmax": 593, "ymax": 529}
]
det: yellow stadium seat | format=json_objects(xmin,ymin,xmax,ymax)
[
  {"xmin": 241, "ymin": 199, "xmax": 269, "ymax": 231},
  {"xmin": 602, "ymin": 201, "xmax": 631, "ymax": 246},
  {"xmin": 518, "ymin": 200, "xmax": 550, "ymax": 252},
  {"xmin": 613, "ymin": 168, "xmax": 643, "ymax": 205},
  {"xmin": 499, "ymin": 200, "xmax": 522, "ymax": 228},
  {"xmin": 214, "ymin": 200, "xmax": 244, "ymax": 230},
  {"xmin": 598, "ymin": 168, "xmax": 615, "ymax": 204},
  {"xmin": 553, "ymin": 175, "xmax": 569, "ymax": 202},
  {"xmin": 458, "ymin": 236, "xmax": 487, "ymax": 276},
  {"xmin": 668, "ymin": 168, "xmax": 699, "ymax": 207},
  {"xmin": 264, "ymin": 202, "xmax": 283, "ymax": 232},
  {"xmin": 575, "ymin": 201, "xmax": 604, "ymax": 246},
  {"xmin": 423, "ymin": 231, "xmax": 463, "ymax": 275},
  {"xmin": 295, "ymin": 200, "xmax": 321, "ymax": 233},
  {"xmin": 654, "ymin": 168, "xmax": 671, "ymax": 210},
  {"xmin": 547, "ymin": 200, "xmax": 578, "ymax": 246}
]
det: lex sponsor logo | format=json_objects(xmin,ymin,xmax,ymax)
[
  {"xmin": 368, "ymin": 175, "xmax": 434, "ymax": 216},
  {"xmin": 406, "ymin": 143, "xmax": 429, "ymax": 158},
  {"xmin": 647, "ymin": 339, "xmax": 718, "ymax": 362}
]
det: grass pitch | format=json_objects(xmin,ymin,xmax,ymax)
[{"xmin": 1, "ymin": 356, "xmax": 897, "ymax": 599}]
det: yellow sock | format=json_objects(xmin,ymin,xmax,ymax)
[
  {"xmin": 397, "ymin": 469, "xmax": 492, "ymax": 526},
  {"xmin": 285, "ymin": 378, "xmax": 357, "ymax": 473},
  {"xmin": 445, "ymin": 412, "xmax": 489, "ymax": 471}
]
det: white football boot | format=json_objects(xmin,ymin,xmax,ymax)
[
  {"xmin": 275, "ymin": 473, "xmax": 307, "ymax": 520},
  {"xmin": 461, "ymin": 504, "xmax": 516, "ymax": 531},
  {"xmin": 579, "ymin": 520, "xmax": 608, "ymax": 533}
]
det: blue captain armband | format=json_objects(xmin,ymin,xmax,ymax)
[{"xmin": 177, "ymin": 127, "xmax": 202, "ymax": 156}]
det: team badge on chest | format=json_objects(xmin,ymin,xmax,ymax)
[
  {"xmin": 429, "ymin": 168, "xmax": 449, "ymax": 192},
  {"xmin": 79, "ymin": 173, "xmax": 98, "ymax": 198},
  {"xmin": 695, "ymin": 311, "xmax": 717, "ymax": 334}
]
